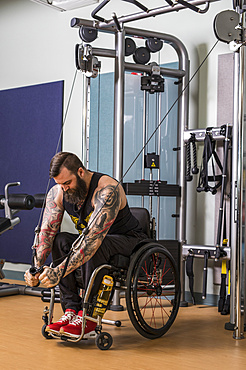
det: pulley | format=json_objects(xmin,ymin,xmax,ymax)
[
  {"xmin": 145, "ymin": 38, "xmax": 163, "ymax": 53},
  {"xmin": 79, "ymin": 26, "xmax": 98, "ymax": 43},
  {"xmin": 125, "ymin": 37, "xmax": 136, "ymax": 56},
  {"xmin": 133, "ymin": 47, "xmax": 150, "ymax": 65},
  {"xmin": 214, "ymin": 10, "xmax": 242, "ymax": 44},
  {"xmin": 75, "ymin": 44, "xmax": 101, "ymax": 78},
  {"xmin": 141, "ymin": 64, "xmax": 164, "ymax": 94}
]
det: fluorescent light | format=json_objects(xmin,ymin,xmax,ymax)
[{"xmin": 30, "ymin": 0, "xmax": 99, "ymax": 11}]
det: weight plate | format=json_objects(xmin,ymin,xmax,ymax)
[
  {"xmin": 146, "ymin": 38, "xmax": 163, "ymax": 53},
  {"xmin": 125, "ymin": 37, "xmax": 136, "ymax": 56},
  {"xmin": 79, "ymin": 26, "xmax": 98, "ymax": 43},
  {"xmin": 133, "ymin": 47, "xmax": 150, "ymax": 65}
]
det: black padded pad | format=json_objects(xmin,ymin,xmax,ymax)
[
  {"xmin": 0, "ymin": 217, "xmax": 11, "ymax": 234},
  {"xmin": 109, "ymin": 254, "xmax": 130, "ymax": 270},
  {"xmin": 109, "ymin": 208, "xmax": 151, "ymax": 269},
  {"xmin": 130, "ymin": 207, "xmax": 151, "ymax": 238}
]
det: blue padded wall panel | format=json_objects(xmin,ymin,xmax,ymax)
[{"xmin": 0, "ymin": 81, "xmax": 63, "ymax": 264}]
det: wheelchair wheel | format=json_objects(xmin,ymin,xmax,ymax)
[
  {"xmin": 96, "ymin": 332, "xmax": 113, "ymax": 350},
  {"xmin": 125, "ymin": 243, "xmax": 180, "ymax": 339},
  {"xmin": 41, "ymin": 324, "xmax": 53, "ymax": 339}
]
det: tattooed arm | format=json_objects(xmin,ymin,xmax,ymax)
[
  {"xmin": 35, "ymin": 185, "xmax": 64, "ymax": 266},
  {"xmin": 24, "ymin": 185, "xmax": 64, "ymax": 286},
  {"xmin": 39, "ymin": 181, "xmax": 122, "ymax": 288}
]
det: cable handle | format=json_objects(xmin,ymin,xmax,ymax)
[
  {"xmin": 186, "ymin": 140, "xmax": 192, "ymax": 181},
  {"xmin": 191, "ymin": 134, "xmax": 199, "ymax": 175},
  {"xmin": 29, "ymin": 265, "xmax": 44, "ymax": 276}
]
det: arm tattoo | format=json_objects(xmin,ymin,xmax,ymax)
[
  {"xmin": 45, "ymin": 265, "xmax": 64, "ymax": 286},
  {"xmin": 59, "ymin": 184, "xmax": 121, "ymax": 277},
  {"xmin": 35, "ymin": 186, "xmax": 63, "ymax": 266}
]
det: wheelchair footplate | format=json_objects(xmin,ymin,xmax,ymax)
[
  {"xmin": 42, "ymin": 307, "xmax": 113, "ymax": 350},
  {"xmin": 41, "ymin": 264, "xmax": 116, "ymax": 350}
]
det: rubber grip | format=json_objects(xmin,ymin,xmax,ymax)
[{"xmin": 29, "ymin": 266, "xmax": 44, "ymax": 276}]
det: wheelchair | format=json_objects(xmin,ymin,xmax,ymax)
[{"xmin": 41, "ymin": 207, "xmax": 180, "ymax": 350}]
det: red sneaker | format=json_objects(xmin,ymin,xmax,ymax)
[
  {"xmin": 45, "ymin": 309, "xmax": 76, "ymax": 335},
  {"xmin": 60, "ymin": 310, "xmax": 97, "ymax": 338}
]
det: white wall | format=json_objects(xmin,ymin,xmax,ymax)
[{"xmin": 0, "ymin": 0, "xmax": 233, "ymax": 294}]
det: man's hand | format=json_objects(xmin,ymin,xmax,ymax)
[
  {"xmin": 39, "ymin": 266, "xmax": 61, "ymax": 288},
  {"xmin": 24, "ymin": 269, "xmax": 40, "ymax": 287}
]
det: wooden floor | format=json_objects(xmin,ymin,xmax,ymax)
[{"xmin": 1, "ymin": 281, "xmax": 246, "ymax": 370}]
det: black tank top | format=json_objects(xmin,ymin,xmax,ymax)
[{"xmin": 63, "ymin": 172, "xmax": 140, "ymax": 235}]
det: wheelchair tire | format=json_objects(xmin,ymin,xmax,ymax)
[
  {"xmin": 41, "ymin": 325, "xmax": 53, "ymax": 339},
  {"xmin": 125, "ymin": 242, "xmax": 180, "ymax": 339},
  {"xmin": 96, "ymin": 332, "xmax": 113, "ymax": 350}
]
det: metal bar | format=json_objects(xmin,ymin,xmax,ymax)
[
  {"xmin": 141, "ymin": 82, "xmax": 147, "ymax": 208},
  {"xmin": 112, "ymin": 29, "xmax": 125, "ymax": 309},
  {"xmin": 124, "ymin": 62, "xmax": 185, "ymax": 78},
  {"xmin": 176, "ymin": 48, "xmax": 189, "ymax": 306},
  {"xmin": 182, "ymin": 244, "xmax": 231, "ymax": 260},
  {"xmin": 86, "ymin": 79, "xmax": 91, "ymax": 168},
  {"xmin": 99, "ymin": 1, "xmax": 219, "ymax": 27},
  {"xmin": 71, "ymin": 1, "xmax": 221, "ymax": 30},
  {"xmin": 233, "ymin": 39, "xmax": 245, "ymax": 340},
  {"xmin": 91, "ymin": 47, "xmax": 116, "ymax": 58},
  {"xmin": 157, "ymin": 92, "xmax": 162, "ymax": 240},
  {"xmin": 113, "ymin": 29, "xmax": 126, "ymax": 181},
  {"xmin": 183, "ymin": 127, "xmax": 228, "ymax": 143},
  {"xmin": 0, "ymin": 287, "xmax": 20, "ymax": 297},
  {"xmin": 230, "ymin": 35, "xmax": 245, "ymax": 338},
  {"xmin": 82, "ymin": 76, "xmax": 90, "ymax": 168}
]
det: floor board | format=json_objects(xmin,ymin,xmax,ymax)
[{"xmin": 0, "ymin": 283, "xmax": 246, "ymax": 370}]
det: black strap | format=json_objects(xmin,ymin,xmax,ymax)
[
  {"xmin": 186, "ymin": 254, "xmax": 196, "ymax": 305},
  {"xmin": 197, "ymin": 132, "xmax": 223, "ymax": 194}
]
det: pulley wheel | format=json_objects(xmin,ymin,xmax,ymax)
[
  {"xmin": 125, "ymin": 37, "xmax": 136, "ymax": 56},
  {"xmin": 79, "ymin": 26, "xmax": 98, "ymax": 43},
  {"xmin": 133, "ymin": 47, "xmax": 150, "ymax": 65},
  {"xmin": 146, "ymin": 38, "xmax": 163, "ymax": 53}
]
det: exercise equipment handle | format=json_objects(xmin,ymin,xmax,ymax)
[
  {"xmin": 91, "ymin": 0, "xmax": 111, "ymax": 22},
  {"xmin": 29, "ymin": 265, "xmax": 44, "ymax": 276},
  {"xmin": 202, "ymin": 251, "xmax": 209, "ymax": 299}
]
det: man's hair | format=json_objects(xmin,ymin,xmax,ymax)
[{"xmin": 49, "ymin": 152, "xmax": 85, "ymax": 178}]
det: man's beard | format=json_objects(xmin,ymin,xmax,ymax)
[{"xmin": 63, "ymin": 175, "xmax": 88, "ymax": 205}]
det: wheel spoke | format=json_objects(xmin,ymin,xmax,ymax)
[{"xmin": 126, "ymin": 243, "xmax": 180, "ymax": 339}]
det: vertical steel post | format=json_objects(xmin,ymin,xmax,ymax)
[
  {"xmin": 178, "ymin": 56, "xmax": 189, "ymax": 305},
  {"xmin": 157, "ymin": 92, "xmax": 162, "ymax": 240},
  {"xmin": 232, "ymin": 42, "xmax": 245, "ymax": 339},
  {"xmin": 142, "ymin": 88, "xmax": 147, "ymax": 208},
  {"xmin": 82, "ymin": 76, "xmax": 90, "ymax": 169},
  {"xmin": 111, "ymin": 27, "xmax": 125, "ymax": 311},
  {"xmin": 113, "ymin": 28, "xmax": 126, "ymax": 181}
]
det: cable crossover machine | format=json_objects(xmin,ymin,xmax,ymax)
[{"xmin": 1, "ymin": 0, "xmax": 246, "ymax": 344}]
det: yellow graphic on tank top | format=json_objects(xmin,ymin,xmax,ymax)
[{"xmin": 69, "ymin": 212, "xmax": 93, "ymax": 234}]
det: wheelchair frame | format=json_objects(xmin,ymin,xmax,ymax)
[{"xmin": 41, "ymin": 240, "xmax": 180, "ymax": 350}]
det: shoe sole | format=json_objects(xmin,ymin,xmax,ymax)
[
  {"xmin": 45, "ymin": 327, "xmax": 61, "ymax": 336},
  {"xmin": 59, "ymin": 328, "xmax": 96, "ymax": 339},
  {"xmin": 59, "ymin": 328, "xmax": 80, "ymax": 339}
]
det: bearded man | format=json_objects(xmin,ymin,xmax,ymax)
[{"xmin": 24, "ymin": 152, "xmax": 146, "ymax": 338}]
